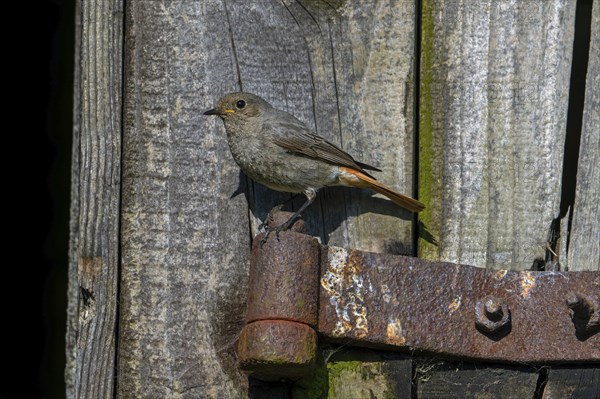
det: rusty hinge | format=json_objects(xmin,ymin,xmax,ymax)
[{"xmin": 237, "ymin": 213, "xmax": 600, "ymax": 381}]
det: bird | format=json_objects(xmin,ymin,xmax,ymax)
[{"xmin": 204, "ymin": 92, "xmax": 424, "ymax": 232}]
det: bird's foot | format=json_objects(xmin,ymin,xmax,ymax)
[
  {"xmin": 258, "ymin": 204, "xmax": 284, "ymax": 232},
  {"xmin": 259, "ymin": 222, "xmax": 289, "ymax": 246}
]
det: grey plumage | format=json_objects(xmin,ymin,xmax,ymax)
[{"xmin": 204, "ymin": 92, "xmax": 424, "ymax": 229}]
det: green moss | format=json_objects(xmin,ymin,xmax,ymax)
[
  {"xmin": 326, "ymin": 361, "xmax": 362, "ymax": 397},
  {"xmin": 327, "ymin": 360, "xmax": 363, "ymax": 376},
  {"xmin": 418, "ymin": 0, "xmax": 439, "ymax": 260},
  {"xmin": 327, "ymin": 360, "xmax": 405, "ymax": 398},
  {"xmin": 292, "ymin": 360, "xmax": 329, "ymax": 399}
]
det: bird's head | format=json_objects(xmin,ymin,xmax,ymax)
[{"xmin": 203, "ymin": 92, "xmax": 270, "ymax": 121}]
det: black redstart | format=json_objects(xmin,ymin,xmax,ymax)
[{"xmin": 204, "ymin": 92, "xmax": 424, "ymax": 231}]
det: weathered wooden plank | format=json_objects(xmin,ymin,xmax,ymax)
[
  {"xmin": 225, "ymin": 0, "xmax": 417, "ymax": 254},
  {"xmin": 322, "ymin": 350, "xmax": 412, "ymax": 399},
  {"xmin": 317, "ymin": 0, "xmax": 418, "ymax": 254},
  {"xmin": 416, "ymin": 362, "xmax": 539, "ymax": 398},
  {"xmin": 542, "ymin": 367, "xmax": 600, "ymax": 399},
  {"xmin": 65, "ymin": 0, "xmax": 123, "ymax": 397},
  {"xmin": 257, "ymin": 2, "xmax": 418, "ymax": 395},
  {"xmin": 417, "ymin": 1, "xmax": 577, "ymax": 396},
  {"xmin": 567, "ymin": 0, "xmax": 599, "ymax": 272},
  {"xmin": 420, "ymin": 0, "xmax": 576, "ymax": 270},
  {"xmin": 222, "ymin": 0, "xmax": 316, "ymax": 238},
  {"xmin": 118, "ymin": 1, "xmax": 251, "ymax": 397},
  {"xmin": 117, "ymin": 1, "xmax": 418, "ymax": 397}
]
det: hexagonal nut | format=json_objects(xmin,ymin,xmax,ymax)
[{"xmin": 475, "ymin": 297, "xmax": 511, "ymax": 335}]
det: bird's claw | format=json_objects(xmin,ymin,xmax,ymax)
[
  {"xmin": 259, "ymin": 223, "xmax": 288, "ymax": 246},
  {"xmin": 258, "ymin": 204, "xmax": 284, "ymax": 232}
]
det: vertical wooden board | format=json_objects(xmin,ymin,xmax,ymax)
[
  {"xmin": 119, "ymin": 1, "xmax": 250, "ymax": 397},
  {"xmin": 567, "ymin": 0, "xmax": 599, "ymax": 271},
  {"xmin": 325, "ymin": 0, "xmax": 417, "ymax": 254},
  {"xmin": 416, "ymin": 362, "xmax": 538, "ymax": 398},
  {"xmin": 202, "ymin": 2, "xmax": 417, "ymax": 396},
  {"xmin": 66, "ymin": 0, "xmax": 123, "ymax": 397},
  {"xmin": 118, "ymin": 0, "xmax": 417, "ymax": 397},
  {"xmin": 224, "ymin": 0, "xmax": 417, "ymax": 254},
  {"xmin": 542, "ymin": 367, "xmax": 600, "ymax": 399},
  {"xmin": 417, "ymin": 1, "xmax": 576, "ymax": 395},
  {"xmin": 420, "ymin": 0, "xmax": 576, "ymax": 270},
  {"xmin": 220, "ymin": 0, "xmax": 317, "ymax": 236}
]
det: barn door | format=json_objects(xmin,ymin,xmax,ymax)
[{"xmin": 67, "ymin": 0, "xmax": 599, "ymax": 397}]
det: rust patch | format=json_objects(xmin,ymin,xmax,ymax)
[
  {"xmin": 448, "ymin": 296, "xmax": 462, "ymax": 314},
  {"xmin": 246, "ymin": 229, "xmax": 320, "ymax": 326},
  {"xmin": 521, "ymin": 272, "xmax": 536, "ymax": 298},
  {"xmin": 319, "ymin": 250, "xmax": 600, "ymax": 363},
  {"xmin": 237, "ymin": 320, "xmax": 317, "ymax": 381},
  {"xmin": 320, "ymin": 247, "xmax": 369, "ymax": 338},
  {"xmin": 79, "ymin": 257, "xmax": 102, "ymax": 283},
  {"xmin": 386, "ymin": 319, "xmax": 406, "ymax": 346},
  {"xmin": 495, "ymin": 270, "xmax": 508, "ymax": 279}
]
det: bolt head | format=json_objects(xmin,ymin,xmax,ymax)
[{"xmin": 475, "ymin": 297, "xmax": 511, "ymax": 335}]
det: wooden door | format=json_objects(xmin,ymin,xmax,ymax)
[{"xmin": 67, "ymin": 0, "xmax": 599, "ymax": 397}]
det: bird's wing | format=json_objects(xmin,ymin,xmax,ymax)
[{"xmin": 266, "ymin": 117, "xmax": 381, "ymax": 177}]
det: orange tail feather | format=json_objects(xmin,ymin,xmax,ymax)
[{"xmin": 338, "ymin": 167, "xmax": 425, "ymax": 213}]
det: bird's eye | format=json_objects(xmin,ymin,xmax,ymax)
[{"xmin": 236, "ymin": 100, "xmax": 246, "ymax": 109}]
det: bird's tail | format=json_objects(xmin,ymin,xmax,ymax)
[{"xmin": 338, "ymin": 167, "xmax": 425, "ymax": 213}]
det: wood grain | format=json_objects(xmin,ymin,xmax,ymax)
[
  {"xmin": 567, "ymin": 0, "xmax": 599, "ymax": 271},
  {"xmin": 416, "ymin": 362, "xmax": 539, "ymax": 398},
  {"xmin": 65, "ymin": 0, "xmax": 123, "ymax": 397},
  {"xmin": 118, "ymin": 1, "xmax": 251, "ymax": 397},
  {"xmin": 117, "ymin": 1, "xmax": 417, "ymax": 396},
  {"xmin": 416, "ymin": 1, "xmax": 577, "ymax": 396},
  {"xmin": 71, "ymin": 0, "xmax": 594, "ymax": 397},
  {"xmin": 419, "ymin": 0, "xmax": 576, "ymax": 270},
  {"xmin": 542, "ymin": 367, "xmax": 600, "ymax": 399}
]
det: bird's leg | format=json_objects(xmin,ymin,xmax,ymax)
[
  {"xmin": 260, "ymin": 189, "xmax": 316, "ymax": 244},
  {"xmin": 258, "ymin": 204, "xmax": 283, "ymax": 231},
  {"xmin": 277, "ymin": 189, "xmax": 316, "ymax": 231},
  {"xmin": 258, "ymin": 193, "xmax": 301, "ymax": 231}
]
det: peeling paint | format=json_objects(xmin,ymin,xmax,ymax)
[
  {"xmin": 447, "ymin": 296, "xmax": 462, "ymax": 314},
  {"xmin": 521, "ymin": 272, "xmax": 536, "ymax": 298},
  {"xmin": 386, "ymin": 319, "xmax": 406, "ymax": 346},
  {"xmin": 381, "ymin": 284, "xmax": 391, "ymax": 303},
  {"xmin": 351, "ymin": 302, "xmax": 368, "ymax": 338},
  {"xmin": 321, "ymin": 247, "xmax": 369, "ymax": 338},
  {"xmin": 495, "ymin": 269, "xmax": 508, "ymax": 279}
]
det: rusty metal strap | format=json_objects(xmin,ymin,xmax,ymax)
[
  {"xmin": 319, "ymin": 246, "xmax": 600, "ymax": 363},
  {"xmin": 238, "ymin": 223, "xmax": 599, "ymax": 380}
]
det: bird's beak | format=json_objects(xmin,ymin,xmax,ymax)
[{"xmin": 203, "ymin": 108, "xmax": 219, "ymax": 115}]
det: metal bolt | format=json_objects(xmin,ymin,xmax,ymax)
[
  {"xmin": 566, "ymin": 292, "xmax": 600, "ymax": 337},
  {"xmin": 475, "ymin": 297, "xmax": 511, "ymax": 335},
  {"xmin": 484, "ymin": 298, "xmax": 504, "ymax": 321},
  {"xmin": 567, "ymin": 293, "xmax": 592, "ymax": 318}
]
